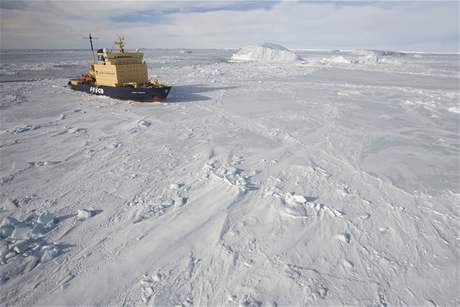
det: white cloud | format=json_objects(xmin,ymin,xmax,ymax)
[{"xmin": 1, "ymin": 1, "xmax": 458, "ymax": 52}]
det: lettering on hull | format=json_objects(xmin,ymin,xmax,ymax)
[{"xmin": 89, "ymin": 86, "xmax": 104, "ymax": 94}]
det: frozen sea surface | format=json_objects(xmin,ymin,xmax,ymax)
[{"xmin": 0, "ymin": 49, "xmax": 459, "ymax": 306}]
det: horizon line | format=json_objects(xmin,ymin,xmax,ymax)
[{"xmin": 0, "ymin": 48, "xmax": 459, "ymax": 55}]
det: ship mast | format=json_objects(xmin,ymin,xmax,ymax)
[
  {"xmin": 115, "ymin": 35, "xmax": 125, "ymax": 53},
  {"xmin": 88, "ymin": 33, "xmax": 97, "ymax": 63}
]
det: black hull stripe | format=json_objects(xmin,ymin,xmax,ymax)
[{"xmin": 69, "ymin": 84, "xmax": 171, "ymax": 101}]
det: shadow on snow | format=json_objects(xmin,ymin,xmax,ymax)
[{"xmin": 167, "ymin": 84, "xmax": 238, "ymax": 103}]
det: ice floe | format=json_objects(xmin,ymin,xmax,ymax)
[
  {"xmin": 77, "ymin": 208, "xmax": 98, "ymax": 221},
  {"xmin": 0, "ymin": 211, "xmax": 66, "ymax": 280},
  {"xmin": 14, "ymin": 124, "xmax": 41, "ymax": 134},
  {"xmin": 129, "ymin": 183, "xmax": 190, "ymax": 223},
  {"xmin": 137, "ymin": 119, "xmax": 152, "ymax": 128},
  {"xmin": 203, "ymin": 158, "xmax": 255, "ymax": 192}
]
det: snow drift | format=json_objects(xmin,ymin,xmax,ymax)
[{"xmin": 230, "ymin": 43, "xmax": 301, "ymax": 63}]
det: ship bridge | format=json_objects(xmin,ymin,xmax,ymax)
[{"xmin": 92, "ymin": 37, "xmax": 148, "ymax": 87}]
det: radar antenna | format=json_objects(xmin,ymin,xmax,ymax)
[{"xmin": 115, "ymin": 35, "xmax": 125, "ymax": 53}]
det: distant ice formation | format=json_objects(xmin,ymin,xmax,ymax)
[
  {"xmin": 230, "ymin": 43, "xmax": 301, "ymax": 63},
  {"xmin": 318, "ymin": 56, "xmax": 351, "ymax": 65},
  {"xmin": 314, "ymin": 49, "xmax": 406, "ymax": 66},
  {"xmin": 351, "ymin": 49, "xmax": 406, "ymax": 57},
  {"xmin": 351, "ymin": 49, "xmax": 406, "ymax": 64}
]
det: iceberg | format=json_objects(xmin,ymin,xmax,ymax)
[{"xmin": 230, "ymin": 43, "xmax": 301, "ymax": 63}]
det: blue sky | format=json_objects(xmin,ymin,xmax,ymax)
[{"xmin": 1, "ymin": 1, "xmax": 459, "ymax": 52}]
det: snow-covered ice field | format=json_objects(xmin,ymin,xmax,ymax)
[{"xmin": 1, "ymin": 48, "xmax": 459, "ymax": 306}]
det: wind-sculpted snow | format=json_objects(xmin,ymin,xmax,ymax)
[{"xmin": 0, "ymin": 49, "xmax": 459, "ymax": 306}]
